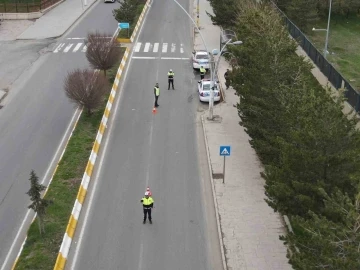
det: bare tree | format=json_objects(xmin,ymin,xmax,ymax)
[
  {"xmin": 85, "ymin": 31, "xmax": 121, "ymax": 76},
  {"xmin": 64, "ymin": 68, "xmax": 109, "ymax": 115}
]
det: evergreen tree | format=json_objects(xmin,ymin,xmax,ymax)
[
  {"xmin": 206, "ymin": 0, "xmax": 238, "ymax": 28},
  {"xmin": 283, "ymin": 190, "xmax": 360, "ymax": 269},
  {"xmin": 27, "ymin": 170, "xmax": 51, "ymax": 235},
  {"xmin": 113, "ymin": 0, "xmax": 138, "ymax": 25}
]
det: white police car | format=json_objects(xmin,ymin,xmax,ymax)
[
  {"xmin": 192, "ymin": 50, "xmax": 210, "ymax": 69},
  {"xmin": 197, "ymin": 79, "xmax": 221, "ymax": 102}
]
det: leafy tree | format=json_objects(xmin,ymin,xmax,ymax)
[
  {"xmin": 27, "ymin": 170, "xmax": 51, "ymax": 235},
  {"xmin": 85, "ymin": 31, "xmax": 122, "ymax": 76},
  {"xmin": 206, "ymin": 0, "xmax": 238, "ymax": 28},
  {"xmin": 64, "ymin": 69, "xmax": 109, "ymax": 115},
  {"xmin": 113, "ymin": 0, "xmax": 138, "ymax": 25}
]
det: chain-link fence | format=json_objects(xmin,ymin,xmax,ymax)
[
  {"xmin": 0, "ymin": 0, "xmax": 60, "ymax": 13},
  {"xmin": 272, "ymin": 3, "xmax": 360, "ymax": 112}
]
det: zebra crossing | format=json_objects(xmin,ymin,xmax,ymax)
[
  {"xmin": 53, "ymin": 42, "xmax": 87, "ymax": 53},
  {"xmin": 134, "ymin": 42, "xmax": 185, "ymax": 54}
]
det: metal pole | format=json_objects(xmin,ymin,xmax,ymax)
[
  {"xmin": 223, "ymin": 156, "xmax": 225, "ymax": 184},
  {"xmin": 84, "ymin": 0, "xmax": 87, "ymax": 6},
  {"xmin": 196, "ymin": 0, "xmax": 199, "ymax": 28},
  {"xmin": 171, "ymin": 0, "xmax": 214, "ymax": 119},
  {"xmin": 324, "ymin": 0, "xmax": 332, "ymax": 59}
]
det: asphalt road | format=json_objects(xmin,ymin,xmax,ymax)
[
  {"xmin": 66, "ymin": 0, "xmax": 222, "ymax": 269},
  {"xmin": 0, "ymin": 2, "xmax": 119, "ymax": 268}
]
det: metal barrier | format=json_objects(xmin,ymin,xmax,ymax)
[
  {"xmin": 0, "ymin": 0, "xmax": 60, "ymax": 13},
  {"xmin": 272, "ymin": 2, "xmax": 360, "ymax": 112}
]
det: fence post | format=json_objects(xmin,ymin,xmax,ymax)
[
  {"xmin": 27, "ymin": 2, "xmax": 29, "ymax": 12},
  {"xmin": 356, "ymin": 95, "xmax": 360, "ymax": 112},
  {"xmin": 16, "ymin": 2, "xmax": 17, "ymax": 12}
]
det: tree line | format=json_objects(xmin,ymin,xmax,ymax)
[
  {"xmin": 208, "ymin": 0, "xmax": 360, "ymax": 268},
  {"xmin": 208, "ymin": 0, "xmax": 360, "ymax": 32}
]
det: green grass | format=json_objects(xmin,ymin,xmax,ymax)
[
  {"xmin": 14, "ymin": 47, "xmax": 126, "ymax": 270},
  {"xmin": 306, "ymin": 15, "xmax": 360, "ymax": 90},
  {"xmin": 117, "ymin": 3, "xmax": 145, "ymax": 39}
]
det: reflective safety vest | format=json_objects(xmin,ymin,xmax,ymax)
[
  {"xmin": 200, "ymin": 67, "xmax": 206, "ymax": 74},
  {"xmin": 141, "ymin": 197, "xmax": 154, "ymax": 208},
  {"xmin": 168, "ymin": 72, "xmax": 174, "ymax": 79},
  {"xmin": 154, "ymin": 87, "xmax": 160, "ymax": 96}
]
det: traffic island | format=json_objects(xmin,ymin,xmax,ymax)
[
  {"xmin": 116, "ymin": 0, "xmax": 149, "ymax": 43},
  {"xmin": 13, "ymin": 47, "xmax": 127, "ymax": 270}
]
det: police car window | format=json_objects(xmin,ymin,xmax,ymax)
[
  {"xmin": 203, "ymin": 84, "xmax": 211, "ymax": 90},
  {"xmin": 196, "ymin": 54, "xmax": 208, "ymax": 59}
]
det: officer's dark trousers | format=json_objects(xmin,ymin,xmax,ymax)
[
  {"xmin": 168, "ymin": 79, "xmax": 174, "ymax": 89},
  {"xmin": 143, "ymin": 208, "xmax": 152, "ymax": 222},
  {"xmin": 200, "ymin": 74, "xmax": 205, "ymax": 80},
  {"xmin": 154, "ymin": 95, "xmax": 159, "ymax": 107}
]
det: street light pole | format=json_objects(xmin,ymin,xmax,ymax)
[
  {"xmin": 196, "ymin": 0, "xmax": 199, "ymax": 28},
  {"xmin": 324, "ymin": 0, "xmax": 332, "ymax": 59},
  {"xmin": 171, "ymin": 0, "xmax": 215, "ymax": 119}
]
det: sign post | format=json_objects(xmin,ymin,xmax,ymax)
[
  {"xmin": 118, "ymin": 22, "xmax": 130, "ymax": 38},
  {"xmin": 219, "ymin": 146, "xmax": 231, "ymax": 184}
]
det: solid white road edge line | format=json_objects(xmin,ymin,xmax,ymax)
[{"xmin": 69, "ymin": 2, "xmax": 151, "ymax": 268}]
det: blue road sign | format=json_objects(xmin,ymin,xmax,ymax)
[
  {"xmin": 118, "ymin": 22, "xmax": 130, "ymax": 29},
  {"xmin": 220, "ymin": 146, "xmax": 231, "ymax": 156}
]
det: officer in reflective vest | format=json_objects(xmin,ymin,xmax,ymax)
[
  {"xmin": 167, "ymin": 69, "xmax": 175, "ymax": 90},
  {"xmin": 200, "ymin": 66, "xmax": 206, "ymax": 80},
  {"xmin": 141, "ymin": 192, "xmax": 154, "ymax": 224},
  {"xmin": 154, "ymin": 83, "xmax": 160, "ymax": 107}
]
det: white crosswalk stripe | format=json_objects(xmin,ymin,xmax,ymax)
[
  {"xmin": 162, "ymin": 43, "xmax": 168, "ymax": 53},
  {"xmin": 72, "ymin": 43, "xmax": 82, "ymax": 52},
  {"xmin": 63, "ymin": 43, "xmax": 74, "ymax": 52},
  {"xmin": 132, "ymin": 42, "xmax": 185, "ymax": 54},
  {"xmin": 52, "ymin": 42, "xmax": 88, "ymax": 53}
]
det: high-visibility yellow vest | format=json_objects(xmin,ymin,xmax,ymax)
[
  {"xmin": 142, "ymin": 197, "xmax": 154, "ymax": 206},
  {"xmin": 154, "ymin": 87, "xmax": 160, "ymax": 96},
  {"xmin": 168, "ymin": 72, "xmax": 174, "ymax": 78},
  {"xmin": 200, "ymin": 67, "xmax": 206, "ymax": 74}
]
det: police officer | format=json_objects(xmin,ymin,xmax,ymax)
[
  {"xmin": 224, "ymin": 69, "xmax": 231, "ymax": 89},
  {"xmin": 154, "ymin": 83, "xmax": 160, "ymax": 107},
  {"xmin": 141, "ymin": 191, "xmax": 154, "ymax": 224},
  {"xmin": 167, "ymin": 69, "xmax": 175, "ymax": 90},
  {"xmin": 199, "ymin": 66, "xmax": 206, "ymax": 80}
]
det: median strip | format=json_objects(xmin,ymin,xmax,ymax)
[{"xmin": 12, "ymin": 47, "xmax": 129, "ymax": 270}]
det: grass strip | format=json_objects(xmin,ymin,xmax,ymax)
[
  {"xmin": 306, "ymin": 15, "xmax": 360, "ymax": 90},
  {"xmin": 117, "ymin": 3, "xmax": 145, "ymax": 39},
  {"xmin": 14, "ymin": 47, "xmax": 126, "ymax": 270}
]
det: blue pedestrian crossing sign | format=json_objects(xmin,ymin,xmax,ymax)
[
  {"xmin": 220, "ymin": 146, "xmax": 231, "ymax": 156},
  {"xmin": 118, "ymin": 22, "xmax": 130, "ymax": 29}
]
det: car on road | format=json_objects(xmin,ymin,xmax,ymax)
[
  {"xmin": 197, "ymin": 79, "xmax": 221, "ymax": 102},
  {"xmin": 192, "ymin": 50, "xmax": 210, "ymax": 69},
  {"xmin": 104, "ymin": 0, "xmax": 115, "ymax": 3}
]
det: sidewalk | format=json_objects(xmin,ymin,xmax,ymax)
[
  {"xmin": 194, "ymin": 0, "xmax": 292, "ymax": 269},
  {"xmin": 17, "ymin": 0, "xmax": 97, "ymax": 40}
]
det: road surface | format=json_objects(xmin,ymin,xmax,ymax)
[
  {"xmin": 66, "ymin": 0, "xmax": 223, "ymax": 269},
  {"xmin": 0, "ymin": 2, "xmax": 119, "ymax": 268}
]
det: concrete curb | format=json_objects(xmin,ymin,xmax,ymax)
[
  {"xmin": 130, "ymin": 0, "xmax": 150, "ymax": 42},
  {"xmin": 201, "ymin": 115, "xmax": 228, "ymax": 270},
  {"xmin": 53, "ymin": 47, "xmax": 130, "ymax": 270},
  {"xmin": 16, "ymin": 0, "xmax": 98, "ymax": 40},
  {"xmin": 9, "ymin": 109, "xmax": 82, "ymax": 270}
]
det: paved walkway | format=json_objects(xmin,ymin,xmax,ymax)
[
  {"xmin": 194, "ymin": 0, "xmax": 292, "ymax": 269},
  {"xmin": 17, "ymin": 0, "xmax": 97, "ymax": 39}
]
